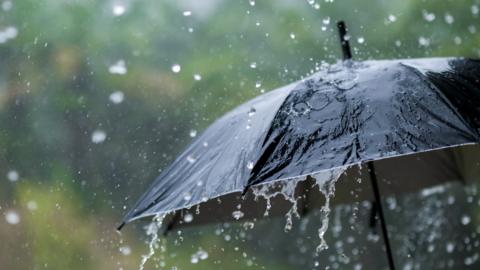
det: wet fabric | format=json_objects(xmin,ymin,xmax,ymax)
[{"xmin": 120, "ymin": 57, "xmax": 480, "ymax": 226}]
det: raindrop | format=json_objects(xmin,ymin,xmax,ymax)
[
  {"xmin": 232, "ymin": 210, "xmax": 244, "ymax": 220},
  {"xmin": 249, "ymin": 62, "xmax": 257, "ymax": 69},
  {"xmin": 183, "ymin": 192, "xmax": 192, "ymax": 201},
  {"xmin": 191, "ymin": 256, "xmax": 199, "ymax": 264},
  {"xmin": 444, "ymin": 13, "xmax": 454, "ymax": 24},
  {"xmin": 108, "ymin": 60, "xmax": 127, "ymax": 75},
  {"xmin": 189, "ymin": 129, "xmax": 197, "ymax": 138},
  {"xmin": 171, "ymin": 64, "xmax": 181, "ymax": 73},
  {"xmin": 183, "ymin": 10, "xmax": 192, "ymax": 16},
  {"xmin": 248, "ymin": 107, "xmax": 256, "ymax": 117},
  {"xmin": 193, "ymin": 74, "xmax": 202, "ymax": 81},
  {"xmin": 246, "ymin": 161, "xmax": 254, "ymax": 170},
  {"xmin": 418, "ymin": 36, "xmax": 430, "ymax": 47},
  {"xmin": 109, "ymin": 91, "xmax": 125, "ymax": 104},
  {"xmin": 387, "ymin": 14, "xmax": 397, "ymax": 22},
  {"xmin": 119, "ymin": 246, "xmax": 131, "ymax": 256},
  {"xmin": 186, "ymin": 155, "xmax": 196, "ymax": 164},
  {"xmin": 249, "ymin": 0, "xmax": 255, "ymax": 6},
  {"xmin": 422, "ymin": 10, "xmax": 436, "ymax": 22},
  {"xmin": 473, "ymin": 5, "xmax": 479, "ymax": 15},
  {"xmin": 446, "ymin": 242, "xmax": 455, "ymax": 253},
  {"xmin": 5, "ymin": 210, "xmax": 20, "ymax": 225},
  {"xmin": 357, "ymin": 37, "xmax": 365, "ymax": 44},
  {"xmin": 454, "ymin": 36, "xmax": 462, "ymax": 45},
  {"xmin": 290, "ymin": 33, "xmax": 296, "ymax": 39},
  {"xmin": 27, "ymin": 200, "xmax": 38, "ymax": 211},
  {"xmin": 461, "ymin": 215, "xmax": 471, "ymax": 225},
  {"xmin": 184, "ymin": 213, "xmax": 193, "ymax": 223},
  {"xmin": 243, "ymin": 221, "xmax": 255, "ymax": 230},
  {"xmin": 91, "ymin": 130, "xmax": 107, "ymax": 144},
  {"xmin": 468, "ymin": 25, "xmax": 476, "ymax": 34},
  {"xmin": 7, "ymin": 170, "xmax": 19, "ymax": 182},
  {"xmin": 0, "ymin": 26, "xmax": 18, "ymax": 44},
  {"xmin": 395, "ymin": 40, "xmax": 402, "ymax": 47},
  {"xmin": 255, "ymin": 81, "xmax": 261, "ymax": 88},
  {"xmin": 197, "ymin": 250, "xmax": 208, "ymax": 260},
  {"xmin": 322, "ymin": 17, "xmax": 330, "ymax": 25},
  {"xmin": 2, "ymin": 0, "xmax": 12, "ymax": 11},
  {"xmin": 112, "ymin": 4, "xmax": 126, "ymax": 16}
]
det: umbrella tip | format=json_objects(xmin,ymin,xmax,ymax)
[
  {"xmin": 336, "ymin": 21, "xmax": 352, "ymax": 61},
  {"xmin": 116, "ymin": 221, "xmax": 126, "ymax": 231}
]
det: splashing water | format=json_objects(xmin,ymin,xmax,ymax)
[
  {"xmin": 252, "ymin": 167, "xmax": 345, "ymax": 239},
  {"xmin": 313, "ymin": 169, "xmax": 344, "ymax": 253},
  {"xmin": 139, "ymin": 213, "xmax": 167, "ymax": 270},
  {"xmin": 252, "ymin": 178, "xmax": 302, "ymax": 231}
]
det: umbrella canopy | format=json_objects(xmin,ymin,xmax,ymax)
[{"xmin": 120, "ymin": 56, "xmax": 480, "ymax": 227}]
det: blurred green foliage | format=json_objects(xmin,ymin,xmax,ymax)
[{"xmin": 0, "ymin": 0, "xmax": 479, "ymax": 269}]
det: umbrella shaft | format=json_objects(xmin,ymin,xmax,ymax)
[{"xmin": 368, "ymin": 161, "xmax": 396, "ymax": 270}]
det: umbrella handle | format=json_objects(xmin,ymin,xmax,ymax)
[
  {"xmin": 337, "ymin": 21, "xmax": 352, "ymax": 61},
  {"xmin": 368, "ymin": 161, "xmax": 396, "ymax": 270}
]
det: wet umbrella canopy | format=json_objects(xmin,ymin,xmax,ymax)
[{"xmin": 120, "ymin": 23, "xmax": 480, "ymax": 269}]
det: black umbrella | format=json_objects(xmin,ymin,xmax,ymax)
[{"xmin": 119, "ymin": 22, "xmax": 480, "ymax": 269}]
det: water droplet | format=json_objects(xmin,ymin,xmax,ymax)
[
  {"xmin": 183, "ymin": 192, "xmax": 192, "ymax": 201},
  {"xmin": 91, "ymin": 130, "xmax": 107, "ymax": 144},
  {"xmin": 112, "ymin": 4, "xmax": 126, "ymax": 16},
  {"xmin": 322, "ymin": 17, "xmax": 330, "ymax": 25},
  {"xmin": 444, "ymin": 13, "xmax": 454, "ymax": 24},
  {"xmin": 232, "ymin": 210, "xmax": 244, "ymax": 220},
  {"xmin": 0, "ymin": 26, "xmax": 18, "ymax": 44},
  {"xmin": 249, "ymin": 62, "xmax": 257, "ymax": 69},
  {"xmin": 7, "ymin": 170, "xmax": 19, "ymax": 182},
  {"xmin": 184, "ymin": 213, "xmax": 193, "ymax": 223},
  {"xmin": 27, "ymin": 200, "xmax": 38, "ymax": 211},
  {"xmin": 186, "ymin": 155, "xmax": 196, "ymax": 164},
  {"xmin": 255, "ymin": 81, "xmax": 262, "ymax": 88},
  {"xmin": 472, "ymin": 5, "xmax": 479, "ymax": 15},
  {"xmin": 198, "ymin": 250, "xmax": 208, "ymax": 260},
  {"xmin": 193, "ymin": 74, "xmax": 202, "ymax": 81},
  {"xmin": 248, "ymin": 107, "xmax": 256, "ymax": 117},
  {"xmin": 357, "ymin": 37, "xmax": 365, "ymax": 44},
  {"xmin": 108, "ymin": 60, "xmax": 127, "ymax": 75},
  {"xmin": 418, "ymin": 36, "xmax": 430, "ymax": 47},
  {"xmin": 183, "ymin": 10, "xmax": 192, "ymax": 16},
  {"xmin": 243, "ymin": 221, "xmax": 255, "ymax": 230},
  {"xmin": 461, "ymin": 215, "xmax": 471, "ymax": 225},
  {"xmin": 2, "ymin": 1, "xmax": 12, "ymax": 11},
  {"xmin": 171, "ymin": 64, "xmax": 181, "ymax": 73},
  {"xmin": 454, "ymin": 36, "xmax": 462, "ymax": 45},
  {"xmin": 189, "ymin": 129, "xmax": 197, "ymax": 138},
  {"xmin": 5, "ymin": 210, "xmax": 20, "ymax": 225},
  {"xmin": 109, "ymin": 91, "xmax": 125, "ymax": 104},
  {"xmin": 249, "ymin": 0, "xmax": 255, "ymax": 6},
  {"xmin": 119, "ymin": 245, "xmax": 132, "ymax": 256},
  {"xmin": 246, "ymin": 161, "xmax": 254, "ymax": 170},
  {"xmin": 387, "ymin": 14, "xmax": 397, "ymax": 22},
  {"xmin": 446, "ymin": 242, "xmax": 455, "ymax": 253},
  {"xmin": 422, "ymin": 10, "xmax": 436, "ymax": 22},
  {"xmin": 289, "ymin": 33, "xmax": 296, "ymax": 39}
]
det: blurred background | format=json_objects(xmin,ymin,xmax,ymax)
[{"xmin": 0, "ymin": 0, "xmax": 479, "ymax": 269}]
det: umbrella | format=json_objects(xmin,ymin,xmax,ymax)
[{"xmin": 119, "ymin": 21, "xmax": 480, "ymax": 269}]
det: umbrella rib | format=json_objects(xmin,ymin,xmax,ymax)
[{"xmin": 368, "ymin": 161, "xmax": 396, "ymax": 270}]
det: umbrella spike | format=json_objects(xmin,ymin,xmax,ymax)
[
  {"xmin": 368, "ymin": 161, "xmax": 396, "ymax": 270},
  {"xmin": 337, "ymin": 21, "xmax": 352, "ymax": 60}
]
